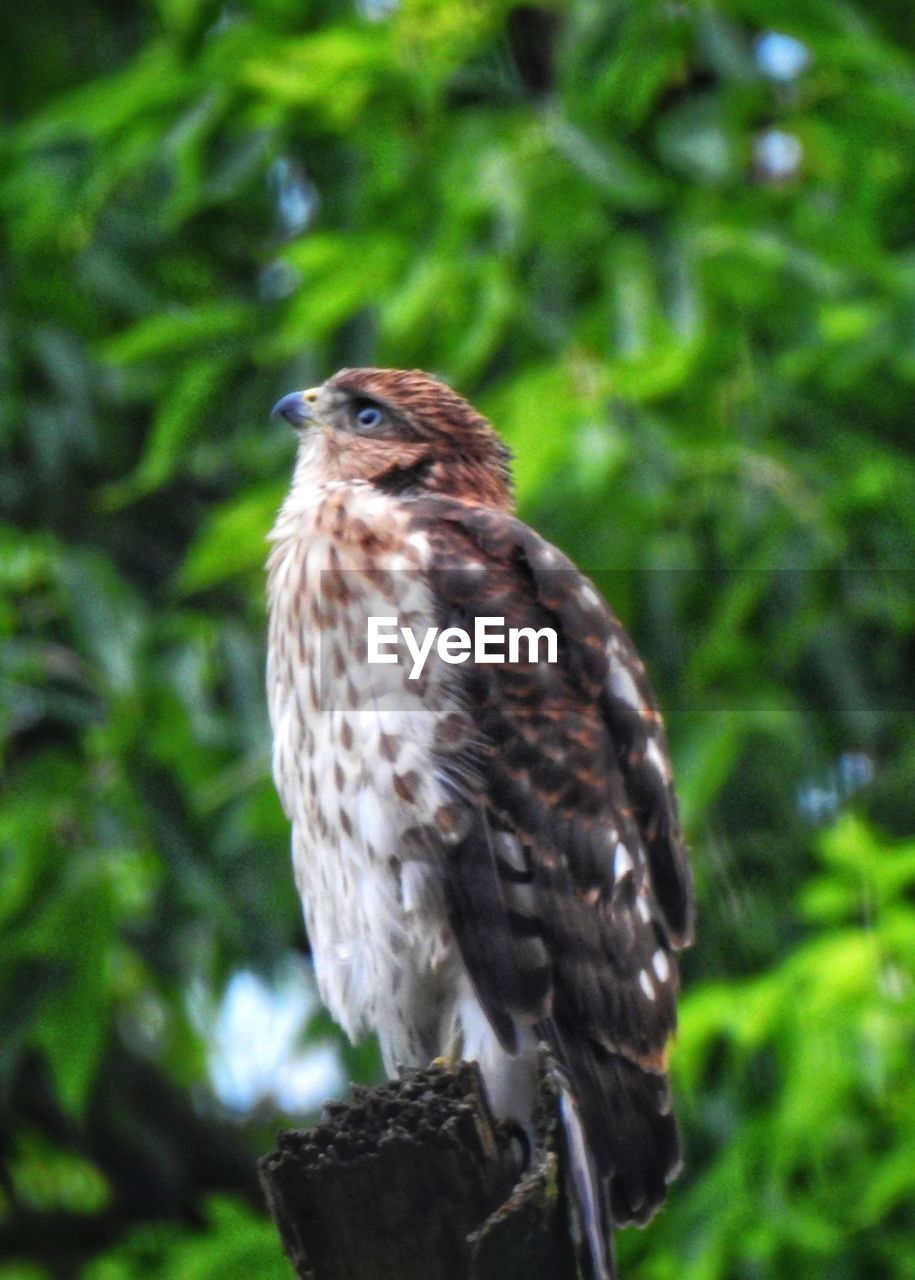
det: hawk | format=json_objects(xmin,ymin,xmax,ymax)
[{"xmin": 266, "ymin": 368, "xmax": 694, "ymax": 1278}]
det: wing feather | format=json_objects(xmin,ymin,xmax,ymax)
[{"xmin": 407, "ymin": 495, "xmax": 694, "ymax": 1251}]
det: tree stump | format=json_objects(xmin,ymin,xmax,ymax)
[{"xmin": 259, "ymin": 1056, "xmax": 578, "ymax": 1280}]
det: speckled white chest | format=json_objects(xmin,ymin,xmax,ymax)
[{"xmin": 266, "ymin": 469, "xmax": 465, "ymax": 1070}]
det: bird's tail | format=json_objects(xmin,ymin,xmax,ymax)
[
  {"xmin": 559, "ymin": 1084, "xmax": 617, "ymax": 1280},
  {"xmin": 555, "ymin": 1043, "xmax": 681, "ymax": 1280}
]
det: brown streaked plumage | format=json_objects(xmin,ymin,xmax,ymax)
[{"xmin": 266, "ymin": 368, "xmax": 694, "ymax": 1280}]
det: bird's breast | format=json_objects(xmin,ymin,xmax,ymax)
[{"xmin": 265, "ymin": 482, "xmax": 463, "ymax": 1047}]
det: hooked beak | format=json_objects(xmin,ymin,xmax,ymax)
[{"xmin": 271, "ymin": 388, "xmax": 321, "ymax": 428}]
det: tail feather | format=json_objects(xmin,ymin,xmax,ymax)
[
  {"xmin": 559, "ymin": 1085, "xmax": 617, "ymax": 1280},
  {"xmin": 552, "ymin": 1029, "xmax": 681, "ymax": 1277}
]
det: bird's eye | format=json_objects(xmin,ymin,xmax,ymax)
[{"xmin": 354, "ymin": 403, "xmax": 383, "ymax": 429}]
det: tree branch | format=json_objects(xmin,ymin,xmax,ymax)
[{"xmin": 259, "ymin": 1057, "xmax": 578, "ymax": 1280}]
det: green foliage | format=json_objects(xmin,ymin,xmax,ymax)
[
  {"xmin": 1, "ymin": 0, "xmax": 914, "ymax": 1275},
  {"xmin": 622, "ymin": 816, "xmax": 915, "ymax": 1277},
  {"xmin": 81, "ymin": 1198, "xmax": 290, "ymax": 1280}
]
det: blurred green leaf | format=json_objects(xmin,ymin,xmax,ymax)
[
  {"xmin": 101, "ymin": 303, "xmax": 256, "ymax": 365},
  {"xmin": 177, "ymin": 480, "xmax": 286, "ymax": 593}
]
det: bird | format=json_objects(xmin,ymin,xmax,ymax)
[{"xmin": 265, "ymin": 367, "xmax": 694, "ymax": 1279}]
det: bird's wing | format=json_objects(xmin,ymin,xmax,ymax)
[{"xmin": 406, "ymin": 494, "xmax": 694, "ymax": 1251}]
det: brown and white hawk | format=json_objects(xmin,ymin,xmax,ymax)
[{"xmin": 266, "ymin": 368, "xmax": 694, "ymax": 1279}]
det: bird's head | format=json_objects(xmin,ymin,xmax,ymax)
[{"xmin": 272, "ymin": 367, "xmax": 514, "ymax": 510}]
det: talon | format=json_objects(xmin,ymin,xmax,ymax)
[{"xmin": 502, "ymin": 1119, "xmax": 532, "ymax": 1177}]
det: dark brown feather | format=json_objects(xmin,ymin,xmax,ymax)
[{"xmin": 408, "ymin": 494, "xmax": 693, "ymax": 1230}]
